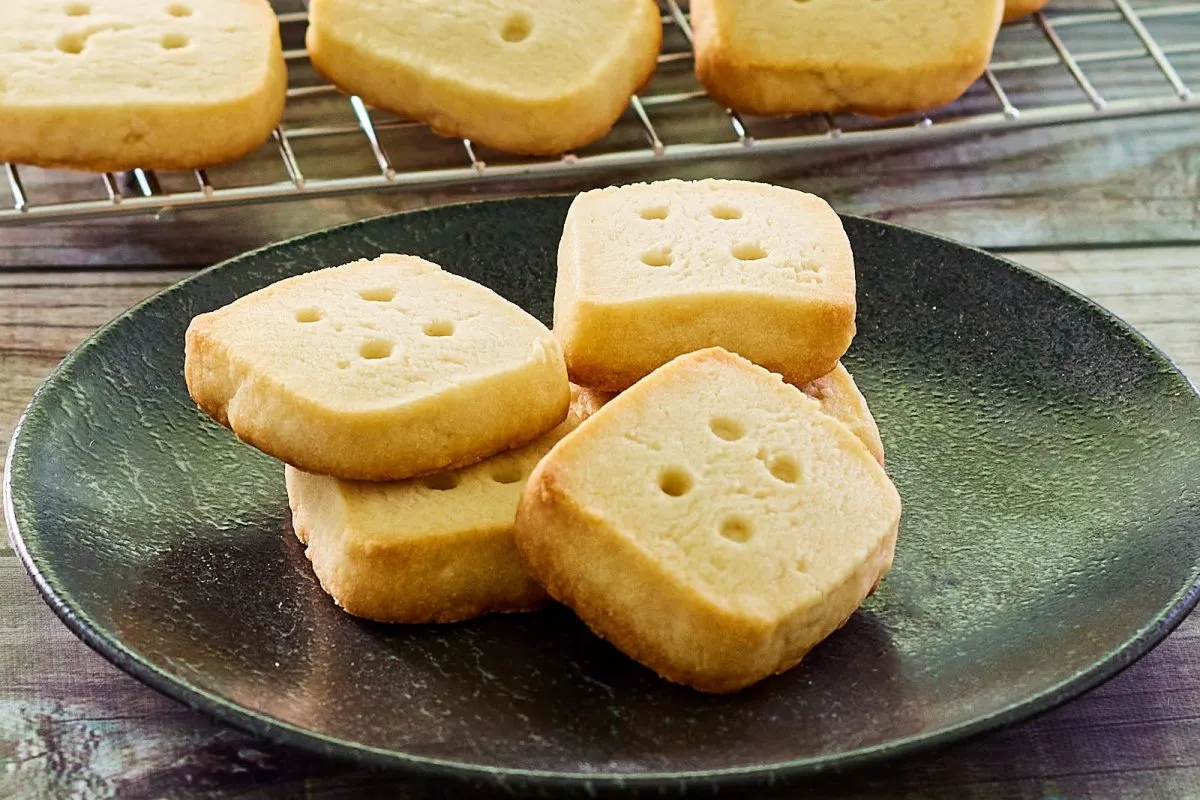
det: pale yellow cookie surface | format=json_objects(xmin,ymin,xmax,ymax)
[
  {"xmin": 0, "ymin": 0, "xmax": 285, "ymax": 171},
  {"xmin": 570, "ymin": 362, "xmax": 886, "ymax": 466},
  {"xmin": 691, "ymin": 0, "xmax": 1004, "ymax": 116},
  {"xmin": 1004, "ymin": 0, "xmax": 1048, "ymax": 23},
  {"xmin": 306, "ymin": 0, "xmax": 661, "ymax": 155},
  {"xmin": 287, "ymin": 417, "xmax": 578, "ymax": 624},
  {"xmin": 555, "ymin": 179, "xmax": 856, "ymax": 392},
  {"xmin": 516, "ymin": 348, "xmax": 901, "ymax": 693},
  {"xmin": 185, "ymin": 254, "xmax": 569, "ymax": 481}
]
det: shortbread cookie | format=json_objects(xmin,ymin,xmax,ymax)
[
  {"xmin": 801, "ymin": 363, "xmax": 885, "ymax": 466},
  {"xmin": 690, "ymin": 0, "xmax": 1004, "ymax": 116},
  {"xmin": 569, "ymin": 383, "xmax": 613, "ymax": 422},
  {"xmin": 516, "ymin": 348, "xmax": 902, "ymax": 693},
  {"xmin": 571, "ymin": 362, "xmax": 885, "ymax": 465},
  {"xmin": 555, "ymin": 179, "xmax": 856, "ymax": 392},
  {"xmin": 185, "ymin": 254, "xmax": 569, "ymax": 481},
  {"xmin": 287, "ymin": 416, "xmax": 579, "ymax": 623},
  {"xmin": 1004, "ymin": 0, "xmax": 1048, "ymax": 22},
  {"xmin": 306, "ymin": 0, "xmax": 662, "ymax": 155},
  {"xmin": 0, "ymin": 0, "xmax": 286, "ymax": 171}
]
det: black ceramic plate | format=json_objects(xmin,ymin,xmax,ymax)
[{"xmin": 7, "ymin": 197, "xmax": 1200, "ymax": 794}]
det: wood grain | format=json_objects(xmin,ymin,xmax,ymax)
[{"xmin": 1, "ymin": 247, "xmax": 1197, "ymax": 797}]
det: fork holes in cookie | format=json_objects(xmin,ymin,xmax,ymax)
[
  {"xmin": 639, "ymin": 206, "xmax": 669, "ymax": 220},
  {"xmin": 422, "ymin": 473, "xmax": 459, "ymax": 491},
  {"xmin": 490, "ymin": 463, "xmax": 523, "ymax": 485},
  {"xmin": 658, "ymin": 467, "xmax": 693, "ymax": 497},
  {"xmin": 65, "ymin": 3, "xmax": 90, "ymax": 16},
  {"xmin": 160, "ymin": 33, "xmax": 189, "ymax": 50},
  {"xmin": 56, "ymin": 33, "xmax": 85, "ymax": 54},
  {"xmin": 422, "ymin": 320, "xmax": 454, "ymax": 337},
  {"xmin": 711, "ymin": 205, "xmax": 742, "ymax": 220},
  {"xmin": 294, "ymin": 308, "xmax": 321, "ymax": 323},
  {"xmin": 767, "ymin": 454, "xmax": 801, "ymax": 484},
  {"xmin": 732, "ymin": 243, "xmax": 767, "ymax": 261},
  {"xmin": 719, "ymin": 516, "xmax": 753, "ymax": 543},
  {"xmin": 796, "ymin": 261, "xmax": 822, "ymax": 281},
  {"xmin": 709, "ymin": 416, "xmax": 745, "ymax": 441},
  {"xmin": 358, "ymin": 287, "xmax": 395, "ymax": 302},
  {"xmin": 500, "ymin": 13, "xmax": 532, "ymax": 42},
  {"xmin": 359, "ymin": 339, "xmax": 393, "ymax": 360},
  {"xmin": 640, "ymin": 247, "xmax": 673, "ymax": 267},
  {"xmin": 167, "ymin": 3, "xmax": 192, "ymax": 16}
]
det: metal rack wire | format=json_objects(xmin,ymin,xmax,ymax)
[{"xmin": 1, "ymin": 0, "xmax": 1197, "ymax": 226}]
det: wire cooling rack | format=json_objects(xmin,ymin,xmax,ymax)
[{"xmin": 1, "ymin": 0, "xmax": 1197, "ymax": 226}]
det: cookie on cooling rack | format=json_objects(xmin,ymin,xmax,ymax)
[
  {"xmin": 690, "ymin": 0, "xmax": 1005, "ymax": 117},
  {"xmin": 0, "ymin": 0, "xmax": 286, "ymax": 172},
  {"xmin": 1004, "ymin": 0, "xmax": 1049, "ymax": 23},
  {"xmin": 305, "ymin": 0, "xmax": 662, "ymax": 155}
]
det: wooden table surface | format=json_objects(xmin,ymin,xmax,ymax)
[{"xmin": 2, "ymin": 110, "xmax": 1200, "ymax": 798}]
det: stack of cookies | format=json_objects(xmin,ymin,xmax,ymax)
[
  {"xmin": 185, "ymin": 254, "xmax": 572, "ymax": 623},
  {"xmin": 184, "ymin": 179, "xmax": 902, "ymax": 693}
]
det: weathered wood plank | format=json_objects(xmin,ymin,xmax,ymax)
[{"xmin": 0, "ymin": 353, "xmax": 62, "ymax": 558}]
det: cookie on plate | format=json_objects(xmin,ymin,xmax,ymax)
[
  {"xmin": 801, "ymin": 362, "xmax": 885, "ymax": 466},
  {"xmin": 554, "ymin": 179, "xmax": 856, "ymax": 392},
  {"xmin": 185, "ymin": 254, "xmax": 569, "ymax": 481},
  {"xmin": 571, "ymin": 362, "xmax": 885, "ymax": 465},
  {"xmin": 516, "ymin": 348, "xmax": 902, "ymax": 693},
  {"xmin": 287, "ymin": 416, "xmax": 579, "ymax": 623}
]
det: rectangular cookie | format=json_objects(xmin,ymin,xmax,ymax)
[
  {"xmin": 306, "ymin": 0, "xmax": 661, "ymax": 155},
  {"xmin": 287, "ymin": 416, "xmax": 578, "ymax": 624},
  {"xmin": 554, "ymin": 179, "xmax": 856, "ymax": 392},
  {"xmin": 691, "ymin": 0, "xmax": 1004, "ymax": 116},
  {"xmin": 0, "ymin": 0, "xmax": 286, "ymax": 171},
  {"xmin": 185, "ymin": 254, "xmax": 569, "ymax": 482},
  {"xmin": 516, "ymin": 348, "xmax": 902, "ymax": 693}
]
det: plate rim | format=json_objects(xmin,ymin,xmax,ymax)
[{"xmin": 6, "ymin": 196, "xmax": 1200, "ymax": 792}]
